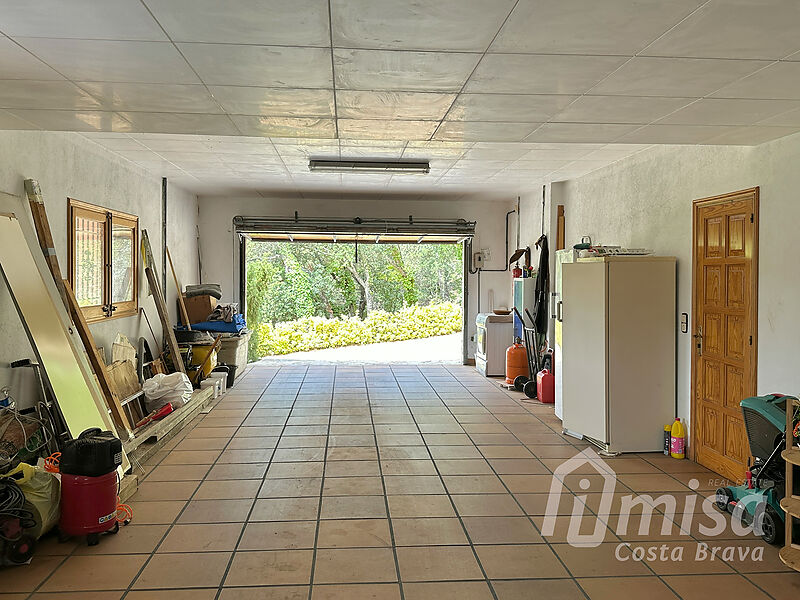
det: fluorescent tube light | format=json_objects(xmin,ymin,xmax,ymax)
[{"xmin": 309, "ymin": 159, "xmax": 430, "ymax": 174}]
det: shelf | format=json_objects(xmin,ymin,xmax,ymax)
[
  {"xmin": 780, "ymin": 546, "xmax": 800, "ymax": 571},
  {"xmin": 781, "ymin": 497, "xmax": 800, "ymax": 518},
  {"xmin": 782, "ymin": 448, "xmax": 800, "ymax": 466}
]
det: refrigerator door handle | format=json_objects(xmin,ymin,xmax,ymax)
[
  {"xmin": 557, "ymin": 300, "xmax": 563, "ymax": 322},
  {"xmin": 550, "ymin": 292, "xmax": 558, "ymax": 319}
]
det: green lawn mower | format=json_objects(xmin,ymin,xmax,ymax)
[{"xmin": 714, "ymin": 394, "xmax": 795, "ymax": 545}]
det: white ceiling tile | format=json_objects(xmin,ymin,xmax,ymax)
[
  {"xmin": 6, "ymin": 110, "xmax": 130, "ymax": 132},
  {"xmin": 462, "ymin": 144, "xmax": 535, "ymax": 160},
  {"xmin": 1, "ymin": 0, "xmax": 165, "ymax": 40},
  {"xmin": 340, "ymin": 139, "xmax": 407, "ymax": 148},
  {"xmin": 208, "ymin": 87, "xmax": 334, "ymax": 117},
  {"xmin": 702, "ymin": 125, "xmax": 800, "ymax": 145},
  {"xmin": 82, "ymin": 135, "xmax": 146, "ymax": 151},
  {"xmin": 0, "ymin": 81, "xmax": 101, "ymax": 110},
  {"xmin": 757, "ymin": 106, "xmax": 800, "ymax": 126},
  {"xmin": 447, "ymin": 94, "xmax": 578, "ymax": 122},
  {"xmin": 510, "ymin": 159, "xmax": 571, "ymax": 170},
  {"xmin": 525, "ymin": 123, "xmax": 638, "ymax": 143},
  {"xmin": 0, "ymin": 109, "xmax": 39, "ymax": 129},
  {"xmin": 434, "ymin": 121, "xmax": 540, "ymax": 142},
  {"xmin": 117, "ymin": 112, "xmax": 239, "ymax": 135},
  {"xmin": 338, "ymin": 119, "xmax": 438, "ymax": 140},
  {"xmin": 710, "ymin": 62, "xmax": 800, "ymax": 99},
  {"xmin": 644, "ymin": 0, "xmax": 800, "ymax": 60},
  {"xmin": 492, "ymin": 0, "xmax": 702, "ymax": 55},
  {"xmin": 231, "ymin": 115, "xmax": 336, "ymax": 138},
  {"xmin": 112, "ymin": 149, "xmax": 166, "ymax": 162},
  {"xmin": 180, "ymin": 44, "xmax": 332, "ymax": 87},
  {"xmin": 335, "ymin": 146, "xmax": 405, "ymax": 158},
  {"xmin": 590, "ymin": 57, "xmax": 769, "ymax": 97},
  {"xmin": 519, "ymin": 147, "xmax": 600, "ymax": 160},
  {"xmin": 80, "ymin": 82, "xmax": 222, "ymax": 113},
  {"xmin": 337, "ymin": 91, "xmax": 456, "ymax": 120},
  {"xmin": 145, "ymin": 0, "xmax": 330, "ymax": 45},
  {"xmin": 615, "ymin": 124, "xmax": 740, "ymax": 144},
  {"xmin": 334, "ymin": 49, "xmax": 480, "ymax": 92},
  {"xmin": 579, "ymin": 144, "xmax": 651, "ymax": 161},
  {"xmin": 465, "ymin": 54, "xmax": 627, "ymax": 94},
  {"xmin": 330, "ymin": 0, "xmax": 516, "ymax": 51},
  {"xmin": 136, "ymin": 138, "xmax": 213, "ymax": 152},
  {"xmin": 16, "ymin": 39, "xmax": 200, "ymax": 84},
  {"xmin": 0, "ymin": 37, "xmax": 63, "ymax": 80},
  {"xmin": 656, "ymin": 98, "xmax": 800, "ymax": 125},
  {"xmin": 552, "ymin": 96, "xmax": 694, "ymax": 124}
]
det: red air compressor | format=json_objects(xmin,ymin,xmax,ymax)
[{"xmin": 58, "ymin": 428, "xmax": 123, "ymax": 546}]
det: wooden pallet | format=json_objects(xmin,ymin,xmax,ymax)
[{"xmin": 781, "ymin": 396, "xmax": 800, "ymax": 572}]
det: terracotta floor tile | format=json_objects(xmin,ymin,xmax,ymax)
[
  {"xmin": 641, "ymin": 541, "xmax": 736, "ymax": 575},
  {"xmin": 132, "ymin": 481, "xmax": 200, "ymax": 501},
  {"xmin": 475, "ymin": 544, "xmax": 569, "ymax": 579},
  {"xmin": 218, "ymin": 448, "xmax": 275, "ymax": 463},
  {"xmin": 577, "ymin": 576, "xmax": 678, "ymax": 600},
  {"xmin": 462, "ymin": 516, "xmax": 542, "ymax": 544},
  {"xmin": 158, "ymin": 523, "xmax": 244, "ymax": 552},
  {"xmin": 403, "ymin": 581, "xmax": 494, "ymax": 600},
  {"xmin": 380, "ymin": 459, "xmax": 438, "ymax": 475},
  {"xmin": 194, "ymin": 479, "xmax": 261, "ymax": 500},
  {"xmin": 311, "ymin": 583, "xmax": 401, "ymax": 600},
  {"xmin": 383, "ymin": 475, "xmax": 445, "ymax": 495},
  {"xmin": 392, "ymin": 517, "xmax": 468, "ymax": 546},
  {"xmin": 327, "ymin": 447, "xmax": 379, "ymax": 461},
  {"xmin": 662, "ymin": 574, "xmax": 772, "ymax": 600},
  {"xmin": 487, "ymin": 458, "xmax": 549, "ymax": 474},
  {"xmin": 226, "ymin": 436, "xmax": 279, "ymax": 450},
  {"xmin": 218, "ymin": 586, "xmax": 308, "ymax": 600},
  {"xmin": 434, "ymin": 459, "xmax": 494, "ymax": 475},
  {"xmin": 266, "ymin": 461, "xmax": 325, "ymax": 478},
  {"xmin": 317, "ymin": 519, "xmax": 392, "ymax": 548},
  {"xmin": 323, "ymin": 476, "xmax": 384, "ymax": 496},
  {"xmin": 273, "ymin": 447, "xmax": 327, "ymax": 462},
  {"xmin": 379, "ymin": 446, "xmax": 430, "ymax": 460},
  {"xmin": 387, "ymin": 494, "xmax": 456, "ymax": 518},
  {"xmin": 30, "ymin": 593, "xmax": 123, "ymax": 599},
  {"xmin": 313, "ymin": 548, "xmax": 398, "ymax": 583},
  {"xmin": 178, "ymin": 499, "xmax": 253, "ymax": 523},
  {"xmin": 746, "ymin": 572, "xmax": 800, "ymax": 599},
  {"xmin": 133, "ymin": 552, "xmax": 230, "ymax": 589},
  {"xmin": 73, "ymin": 524, "xmax": 168, "ymax": 555},
  {"xmin": 442, "ymin": 475, "xmax": 507, "ymax": 494},
  {"xmin": 451, "ymin": 494, "xmax": 523, "ymax": 516},
  {"xmin": 174, "ymin": 437, "xmax": 230, "ymax": 451},
  {"xmin": 124, "ymin": 589, "xmax": 218, "ymax": 599},
  {"xmin": 321, "ymin": 495, "xmax": 388, "ymax": 519},
  {"xmin": 618, "ymin": 473, "xmax": 691, "ymax": 493},
  {"xmin": 553, "ymin": 542, "xmax": 652, "ymax": 577},
  {"xmin": 237, "ymin": 521, "xmax": 318, "ymax": 550},
  {"xmin": 0, "ymin": 556, "xmax": 64, "ymax": 593},
  {"xmin": 159, "ymin": 450, "xmax": 222, "ymax": 465},
  {"xmin": 323, "ymin": 461, "xmax": 381, "ymax": 478},
  {"xmin": 427, "ymin": 446, "xmax": 484, "ymax": 459},
  {"xmin": 224, "ymin": 550, "xmax": 314, "ymax": 586},
  {"xmin": 42, "ymin": 554, "xmax": 148, "ymax": 591},
  {"xmin": 259, "ymin": 477, "xmax": 323, "ymax": 498},
  {"xmin": 127, "ymin": 500, "xmax": 187, "ymax": 524},
  {"xmin": 493, "ymin": 579, "xmax": 585, "ymax": 600},
  {"xmin": 206, "ymin": 463, "xmax": 268, "ymax": 480},
  {"xmin": 396, "ymin": 546, "xmax": 483, "ymax": 582},
  {"xmin": 249, "ymin": 497, "xmax": 320, "ymax": 521}
]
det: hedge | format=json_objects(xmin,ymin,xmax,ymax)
[{"xmin": 254, "ymin": 302, "xmax": 462, "ymax": 357}]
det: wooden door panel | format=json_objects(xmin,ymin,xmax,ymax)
[{"xmin": 693, "ymin": 188, "xmax": 757, "ymax": 483}]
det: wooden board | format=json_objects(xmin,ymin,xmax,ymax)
[
  {"xmin": 145, "ymin": 265, "xmax": 186, "ymax": 374},
  {"xmin": 0, "ymin": 213, "xmax": 126, "ymax": 454},
  {"xmin": 63, "ymin": 280, "xmax": 133, "ymax": 435},
  {"xmin": 106, "ymin": 360, "xmax": 141, "ymax": 401},
  {"xmin": 167, "ymin": 246, "xmax": 191, "ymax": 330},
  {"xmin": 23, "ymin": 180, "xmax": 68, "ymax": 308}
]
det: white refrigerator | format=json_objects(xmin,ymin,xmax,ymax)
[
  {"xmin": 553, "ymin": 249, "xmax": 578, "ymax": 420},
  {"xmin": 560, "ymin": 256, "xmax": 676, "ymax": 453}
]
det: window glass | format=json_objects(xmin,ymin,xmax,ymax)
[
  {"xmin": 74, "ymin": 214, "xmax": 104, "ymax": 307},
  {"xmin": 112, "ymin": 223, "xmax": 134, "ymax": 304}
]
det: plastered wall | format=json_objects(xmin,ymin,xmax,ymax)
[
  {"xmin": 0, "ymin": 131, "xmax": 199, "ymax": 407},
  {"xmin": 520, "ymin": 132, "xmax": 800, "ymax": 444},
  {"xmin": 196, "ymin": 195, "xmax": 519, "ymax": 360}
]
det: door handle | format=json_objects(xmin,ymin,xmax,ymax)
[
  {"xmin": 693, "ymin": 326, "xmax": 703, "ymax": 356},
  {"xmin": 557, "ymin": 300, "xmax": 563, "ymax": 322}
]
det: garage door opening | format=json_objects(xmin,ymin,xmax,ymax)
[{"xmin": 237, "ymin": 217, "xmax": 474, "ymax": 365}]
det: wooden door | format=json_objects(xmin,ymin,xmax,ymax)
[{"xmin": 692, "ymin": 188, "xmax": 758, "ymax": 482}]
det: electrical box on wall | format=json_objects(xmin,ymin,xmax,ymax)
[{"xmin": 473, "ymin": 252, "xmax": 485, "ymax": 268}]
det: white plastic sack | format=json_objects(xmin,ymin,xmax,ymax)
[{"xmin": 143, "ymin": 372, "xmax": 193, "ymax": 412}]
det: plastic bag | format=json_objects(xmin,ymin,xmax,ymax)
[
  {"xmin": 142, "ymin": 372, "xmax": 193, "ymax": 413},
  {"xmin": 1, "ymin": 462, "xmax": 60, "ymax": 539}
]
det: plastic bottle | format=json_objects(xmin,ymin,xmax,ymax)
[
  {"xmin": 670, "ymin": 418, "xmax": 686, "ymax": 459},
  {"xmin": 663, "ymin": 424, "xmax": 671, "ymax": 455}
]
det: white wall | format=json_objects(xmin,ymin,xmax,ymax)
[
  {"xmin": 0, "ymin": 131, "xmax": 198, "ymax": 407},
  {"xmin": 197, "ymin": 195, "xmax": 518, "ymax": 359},
  {"xmin": 527, "ymin": 132, "xmax": 800, "ymax": 442}
]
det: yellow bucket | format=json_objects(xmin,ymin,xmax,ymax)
[{"xmin": 190, "ymin": 345, "xmax": 218, "ymax": 378}]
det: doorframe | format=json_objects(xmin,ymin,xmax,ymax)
[{"xmin": 689, "ymin": 187, "xmax": 759, "ymax": 462}]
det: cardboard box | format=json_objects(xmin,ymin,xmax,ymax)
[{"xmin": 181, "ymin": 294, "xmax": 217, "ymax": 324}]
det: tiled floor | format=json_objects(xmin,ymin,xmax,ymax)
[{"xmin": 2, "ymin": 363, "xmax": 798, "ymax": 599}]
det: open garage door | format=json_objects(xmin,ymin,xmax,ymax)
[{"xmin": 235, "ymin": 215, "xmax": 475, "ymax": 364}]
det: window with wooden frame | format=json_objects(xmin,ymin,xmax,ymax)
[{"xmin": 67, "ymin": 198, "xmax": 138, "ymax": 323}]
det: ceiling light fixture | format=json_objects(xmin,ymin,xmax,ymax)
[{"xmin": 309, "ymin": 159, "xmax": 430, "ymax": 174}]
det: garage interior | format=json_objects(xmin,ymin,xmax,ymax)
[{"xmin": 1, "ymin": 1, "xmax": 800, "ymax": 599}]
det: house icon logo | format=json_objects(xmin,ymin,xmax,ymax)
[{"xmin": 541, "ymin": 447, "xmax": 617, "ymax": 547}]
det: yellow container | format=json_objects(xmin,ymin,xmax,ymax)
[
  {"xmin": 670, "ymin": 418, "xmax": 686, "ymax": 459},
  {"xmin": 190, "ymin": 345, "xmax": 218, "ymax": 378}
]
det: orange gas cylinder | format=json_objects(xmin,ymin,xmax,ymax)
[{"xmin": 505, "ymin": 338, "xmax": 529, "ymax": 385}]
